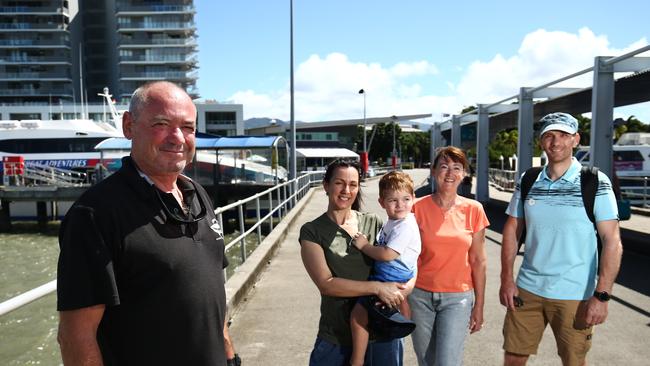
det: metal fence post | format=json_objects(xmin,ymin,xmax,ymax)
[
  {"xmin": 276, "ymin": 187, "xmax": 283, "ymax": 221},
  {"xmin": 238, "ymin": 205, "xmax": 246, "ymax": 262},
  {"xmin": 255, "ymin": 197, "xmax": 262, "ymax": 245},
  {"xmin": 643, "ymin": 177, "xmax": 648, "ymax": 207},
  {"xmin": 268, "ymin": 191, "xmax": 274, "ymax": 232}
]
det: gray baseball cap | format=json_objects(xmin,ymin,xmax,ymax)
[{"xmin": 539, "ymin": 112, "xmax": 578, "ymax": 136}]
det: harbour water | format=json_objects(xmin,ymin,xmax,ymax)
[{"xmin": 0, "ymin": 222, "xmax": 264, "ymax": 365}]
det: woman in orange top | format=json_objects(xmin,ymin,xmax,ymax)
[{"xmin": 409, "ymin": 146, "xmax": 489, "ymax": 366}]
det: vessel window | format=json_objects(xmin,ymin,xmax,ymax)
[
  {"xmin": 0, "ymin": 138, "xmax": 108, "ymax": 154},
  {"xmin": 613, "ymin": 150, "xmax": 644, "ymax": 162}
]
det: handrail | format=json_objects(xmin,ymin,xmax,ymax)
[
  {"xmin": 488, "ymin": 168, "xmax": 650, "ymax": 207},
  {"xmin": 619, "ymin": 176, "xmax": 650, "ymax": 208},
  {"xmin": 602, "ymin": 44, "xmax": 650, "ymax": 66},
  {"xmin": 0, "ymin": 280, "xmax": 56, "ymax": 316},
  {"xmin": 0, "ymin": 171, "xmax": 324, "ymax": 317}
]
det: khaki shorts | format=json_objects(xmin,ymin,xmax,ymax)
[{"xmin": 502, "ymin": 288, "xmax": 593, "ymax": 366}]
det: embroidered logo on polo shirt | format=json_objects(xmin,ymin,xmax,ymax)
[
  {"xmin": 527, "ymin": 198, "xmax": 536, "ymax": 206},
  {"xmin": 210, "ymin": 218, "xmax": 224, "ymax": 239}
]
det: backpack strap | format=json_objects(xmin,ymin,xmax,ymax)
[
  {"xmin": 580, "ymin": 166, "xmax": 601, "ymax": 265},
  {"xmin": 517, "ymin": 166, "xmax": 543, "ymax": 248},
  {"xmin": 580, "ymin": 166, "xmax": 599, "ymax": 225}
]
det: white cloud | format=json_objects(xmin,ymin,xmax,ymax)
[
  {"xmin": 390, "ymin": 61, "xmax": 439, "ymax": 78},
  {"xmin": 456, "ymin": 28, "xmax": 648, "ymax": 106},
  {"xmin": 228, "ymin": 28, "xmax": 649, "ymax": 123},
  {"xmin": 228, "ymin": 52, "xmax": 447, "ymax": 122}
]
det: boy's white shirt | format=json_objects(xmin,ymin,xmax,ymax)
[{"xmin": 377, "ymin": 213, "xmax": 422, "ymax": 271}]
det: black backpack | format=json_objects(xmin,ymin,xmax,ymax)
[{"xmin": 517, "ymin": 166, "xmax": 599, "ymax": 252}]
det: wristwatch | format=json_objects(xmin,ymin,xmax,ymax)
[
  {"xmin": 227, "ymin": 354, "xmax": 241, "ymax": 366},
  {"xmin": 593, "ymin": 290, "xmax": 611, "ymax": 302}
]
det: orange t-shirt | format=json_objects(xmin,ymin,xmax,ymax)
[{"xmin": 412, "ymin": 195, "xmax": 489, "ymax": 293}]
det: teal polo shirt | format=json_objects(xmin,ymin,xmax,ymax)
[{"xmin": 506, "ymin": 158, "xmax": 618, "ymax": 300}]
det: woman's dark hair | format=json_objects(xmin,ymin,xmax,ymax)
[{"xmin": 323, "ymin": 159, "xmax": 363, "ymax": 211}]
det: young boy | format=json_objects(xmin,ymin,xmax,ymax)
[{"xmin": 349, "ymin": 171, "xmax": 422, "ymax": 366}]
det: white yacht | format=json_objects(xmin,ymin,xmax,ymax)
[{"xmin": 0, "ymin": 118, "xmax": 124, "ymax": 179}]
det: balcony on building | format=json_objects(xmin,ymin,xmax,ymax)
[
  {"xmin": 0, "ymin": 83, "xmax": 74, "ymax": 98},
  {"xmin": 0, "ymin": 37, "xmax": 71, "ymax": 49},
  {"xmin": 0, "ymin": 53, "xmax": 71, "ymax": 65},
  {"xmin": 120, "ymin": 70, "xmax": 198, "ymax": 81},
  {"xmin": 118, "ymin": 81, "xmax": 198, "ymax": 100},
  {"xmin": 0, "ymin": 71, "xmax": 72, "ymax": 82},
  {"xmin": 115, "ymin": 3, "xmax": 196, "ymax": 15},
  {"xmin": 0, "ymin": 22, "xmax": 68, "ymax": 31},
  {"xmin": 118, "ymin": 35, "xmax": 197, "ymax": 48},
  {"xmin": 117, "ymin": 20, "xmax": 196, "ymax": 32},
  {"xmin": 117, "ymin": 52, "xmax": 198, "ymax": 65},
  {"xmin": 0, "ymin": 5, "xmax": 69, "ymax": 16}
]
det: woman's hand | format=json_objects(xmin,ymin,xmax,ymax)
[
  {"xmin": 375, "ymin": 281, "xmax": 406, "ymax": 308},
  {"xmin": 469, "ymin": 305, "xmax": 484, "ymax": 334}
]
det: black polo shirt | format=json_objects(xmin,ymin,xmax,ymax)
[{"xmin": 57, "ymin": 156, "xmax": 227, "ymax": 366}]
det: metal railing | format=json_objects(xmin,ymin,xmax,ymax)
[
  {"xmin": 488, "ymin": 168, "xmax": 517, "ymax": 191},
  {"xmin": 120, "ymin": 71, "xmax": 198, "ymax": 80},
  {"xmin": 23, "ymin": 164, "xmax": 88, "ymax": 186},
  {"xmin": 619, "ymin": 176, "xmax": 650, "ymax": 208},
  {"xmin": 118, "ymin": 37, "xmax": 197, "ymax": 47},
  {"xmin": 217, "ymin": 172, "xmax": 322, "ymax": 278},
  {"xmin": 0, "ymin": 171, "xmax": 324, "ymax": 317},
  {"xmin": 0, "ymin": 6, "xmax": 66, "ymax": 13},
  {"xmin": 488, "ymin": 168, "xmax": 650, "ymax": 208},
  {"xmin": 117, "ymin": 21, "xmax": 196, "ymax": 30},
  {"xmin": 116, "ymin": 4, "xmax": 195, "ymax": 13}
]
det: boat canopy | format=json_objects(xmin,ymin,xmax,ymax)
[{"xmin": 296, "ymin": 148, "xmax": 359, "ymax": 159}]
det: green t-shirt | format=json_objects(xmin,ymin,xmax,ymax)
[{"xmin": 299, "ymin": 210, "xmax": 383, "ymax": 346}]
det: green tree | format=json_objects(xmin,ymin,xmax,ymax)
[
  {"xmin": 366, "ymin": 123, "xmax": 402, "ymax": 164},
  {"xmin": 488, "ymin": 129, "xmax": 518, "ymax": 168},
  {"xmin": 574, "ymin": 115, "xmax": 648, "ymax": 145},
  {"xmin": 460, "ymin": 106, "xmax": 476, "ymax": 114},
  {"xmin": 399, "ymin": 131, "xmax": 430, "ymax": 167}
]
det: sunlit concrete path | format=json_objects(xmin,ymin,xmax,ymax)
[{"xmin": 227, "ymin": 169, "xmax": 650, "ymax": 365}]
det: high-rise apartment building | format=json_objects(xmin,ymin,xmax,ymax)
[
  {"xmin": 0, "ymin": 0, "xmax": 78, "ymax": 104},
  {"xmin": 0, "ymin": 0, "xmax": 198, "ymax": 105}
]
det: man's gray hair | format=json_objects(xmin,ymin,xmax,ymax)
[{"xmin": 128, "ymin": 81, "xmax": 186, "ymax": 121}]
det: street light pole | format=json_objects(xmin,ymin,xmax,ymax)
[
  {"xmin": 358, "ymin": 89, "xmax": 368, "ymax": 176},
  {"xmin": 289, "ymin": 0, "xmax": 296, "ymax": 181},
  {"xmin": 391, "ymin": 115, "xmax": 397, "ymax": 170},
  {"xmin": 358, "ymin": 89, "xmax": 366, "ymax": 153}
]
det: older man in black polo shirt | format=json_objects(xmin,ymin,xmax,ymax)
[{"xmin": 56, "ymin": 81, "xmax": 232, "ymax": 365}]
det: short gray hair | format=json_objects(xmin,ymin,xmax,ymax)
[{"xmin": 128, "ymin": 81, "xmax": 186, "ymax": 121}]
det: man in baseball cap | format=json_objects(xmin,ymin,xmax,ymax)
[{"xmin": 499, "ymin": 111, "xmax": 622, "ymax": 366}]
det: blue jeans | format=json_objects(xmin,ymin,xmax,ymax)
[
  {"xmin": 408, "ymin": 288, "xmax": 474, "ymax": 366},
  {"xmin": 309, "ymin": 337, "xmax": 404, "ymax": 366}
]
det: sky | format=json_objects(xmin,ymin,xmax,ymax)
[{"xmin": 195, "ymin": 0, "xmax": 650, "ymax": 124}]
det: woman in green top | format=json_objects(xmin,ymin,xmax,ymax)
[{"xmin": 300, "ymin": 160, "xmax": 412, "ymax": 366}]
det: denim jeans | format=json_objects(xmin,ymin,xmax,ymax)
[
  {"xmin": 309, "ymin": 337, "xmax": 404, "ymax": 366},
  {"xmin": 408, "ymin": 287, "xmax": 474, "ymax": 366}
]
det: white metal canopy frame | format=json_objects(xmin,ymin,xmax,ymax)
[{"xmin": 433, "ymin": 44, "xmax": 650, "ymax": 203}]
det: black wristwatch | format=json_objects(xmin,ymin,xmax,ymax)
[
  {"xmin": 593, "ymin": 290, "xmax": 611, "ymax": 302},
  {"xmin": 227, "ymin": 353, "xmax": 241, "ymax": 366}
]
